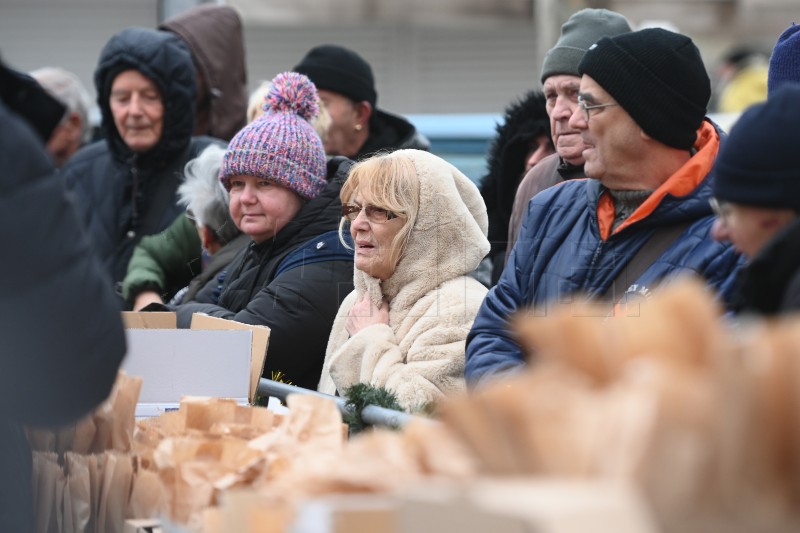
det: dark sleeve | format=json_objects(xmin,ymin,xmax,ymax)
[
  {"xmin": 781, "ymin": 271, "xmax": 800, "ymax": 313},
  {"xmin": 176, "ymin": 260, "xmax": 354, "ymax": 389},
  {"xmin": 465, "ymin": 203, "xmax": 541, "ymax": 387},
  {"xmin": 121, "ymin": 213, "xmax": 201, "ymax": 302},
  {"xmin": 0, "ymin": 104, "xmax": 126, "ymax": 427}
]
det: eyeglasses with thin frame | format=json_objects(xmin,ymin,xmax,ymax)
[
  {"xmin": 709, "ymin": 197, "xmax": 733, "ymax": 222},
  {"xmin": 577, "ymin": 95, "xmax": 619, "ymax": 121},
  {"xmin": 341, "ymin": 202, "xmax": 402, "ymax": 223}
]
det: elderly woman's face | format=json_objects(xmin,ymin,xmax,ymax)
[{"xmin": 348, "ymin": 193, "xmax": 405, "ymax": 280}]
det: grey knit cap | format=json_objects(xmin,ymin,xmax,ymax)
[{"xmin": 540, "ymin": 8, "xmax": 632, "ymax": 84}]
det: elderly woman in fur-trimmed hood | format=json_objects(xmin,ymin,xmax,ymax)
[{"xmin": 317, "ymin": 149, "xmax": 490, "ymax": 410}]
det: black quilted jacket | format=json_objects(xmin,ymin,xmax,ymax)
[{"xmin": 62, "ymin": 27, "xmax": 221, "ymax": 286}]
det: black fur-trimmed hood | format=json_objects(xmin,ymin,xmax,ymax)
[{"xmin": 480, "ymin": 91, "xmax": 551, "ymax": 247}]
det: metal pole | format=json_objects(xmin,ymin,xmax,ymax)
[{"xmin": 257, "ymin": 378, "xmax": 433, "ymax": 430}]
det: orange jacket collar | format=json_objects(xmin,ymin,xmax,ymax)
[{"xmin": 597, "ymin": 121, "xmax": 720, "ymax": 240}]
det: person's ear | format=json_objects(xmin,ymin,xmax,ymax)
[
  {"xmin": 63, "ymin": 112, "xmax": 83, "ymax": 142},
  {"xmin": 198, "ymin": 225, "xmax": 213, "ymax": 251},
  {"xmin": 353, "ymin": 100, "xmax": 372, "ymax": 130}
]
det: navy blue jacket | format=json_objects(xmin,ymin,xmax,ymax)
[{"xmin": 466, "ymin": 124, "xmax": 743, "ymax": 385}]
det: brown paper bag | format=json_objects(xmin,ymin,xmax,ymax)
[
  {"xmin": 32, "ymin": 451, "xmax": 60, "ymax": 533},
  {"xmin": 64, "ymin": 452, "xmax": 91, "ymax": 533},
  {"xmin": 109, "ymin": 374, "xmax": 143, "ymax": 452},
  {"xmin": 128, "ymin": 466, "xmax": 164, "ymax": 519}
]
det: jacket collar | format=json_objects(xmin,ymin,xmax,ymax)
[{"xmin": 594, "ymin": 120, "xmax": 721, "ymax": 240}]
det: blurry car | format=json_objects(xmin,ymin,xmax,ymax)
[{"xmin": 405, "ymin": 113, "xmax": 499, "ymax": 187}]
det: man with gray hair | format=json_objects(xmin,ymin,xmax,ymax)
[
  {"xmin": 29, "ymin": 66, "xmax": 93, "ymax": 167},
  {"xmin": 506, "ymin": 8, "xmax": 632, "ymax": 252}
]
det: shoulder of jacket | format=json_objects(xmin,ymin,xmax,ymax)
[
  {"xmin": 275, "ymin": 230, "xmax": 354, "ymax": 278},
  {"xmin": 327, "ymin": 156, "xmax": 355, "ymax": 183}
]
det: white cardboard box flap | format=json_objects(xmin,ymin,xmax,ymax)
[
  {"xmin": 190, "ymin": 313, "xmax": 270, "ymax": 402},
  {"xmin": 121, "ymin": 312, "xmax": 270, "ymax": 405},
  {"xmin": 123, "ymin": 329, "xmax": 252, "ymax": 403}
]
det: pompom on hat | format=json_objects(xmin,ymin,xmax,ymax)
[
  {"xmin": 220, "ymin": 72, "xmax": 327, "ymax": 200},
  {"xmin": 768, "ymin": 22, "xmax": 800, "ymax": 96}
]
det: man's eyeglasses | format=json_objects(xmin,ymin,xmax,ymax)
[
  {"xmin": 577, "ymin": 95, "xmax": 619, "ymax": 121},
  {"xmin": 342, "ymin": 203, "xmax": 401, "ymax": 223},
  {"xmin": 709, "ymin": 197, "xmax": 733, "ymax": 221}
]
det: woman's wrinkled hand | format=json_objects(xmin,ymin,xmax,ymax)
[{"xmin": 346, "ymin": 294, "xmax": 389, "ymax": 336}]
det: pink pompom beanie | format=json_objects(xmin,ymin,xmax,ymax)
[{"xmin": 219, "ymin": 72, "xmax": 327, "ymax": 199}]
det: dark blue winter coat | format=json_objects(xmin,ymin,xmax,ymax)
[{"xmin": 465, "ymin": 121, "xmax": 743, "ymax": 385}]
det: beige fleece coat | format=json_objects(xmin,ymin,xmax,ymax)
[{"xmin": 317, "ymin": 149, "xmax": 490, "ymax": 411}]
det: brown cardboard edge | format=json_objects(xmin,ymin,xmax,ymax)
[
  {"xmin": 121, "ymin": 311, "xmax": 177, "ymax": 329},
  {"xmin": 189, "ymin": 313, "xmax": 270, "ymax": 403}
]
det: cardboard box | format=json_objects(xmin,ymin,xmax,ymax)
[
  {"xmin": 291, "ymin": 479, "xmax": 657, "ymax": 533},
  {"xmin": 400, "ymin": 478, "xmax": 658, "ymax": 533},
  {"xmin": 122, "ymin": 312, "xmax": 269, "ymax": 418}
]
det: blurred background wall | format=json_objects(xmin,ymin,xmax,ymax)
[{"xmin": 0, "ymin": 0, "xmax": 795, "ymax": 116}]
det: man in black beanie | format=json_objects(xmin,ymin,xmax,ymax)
[
  {"xmin": 466, "ymin": 27, "xmax": 743, "ymax": 387},
  {"xmin": 293, "ymin": 44, "xmax": 428, "ymax": 159},
  {"xmin": 711, "ymin": 84, "xmax": 800, "ymax": 315}
]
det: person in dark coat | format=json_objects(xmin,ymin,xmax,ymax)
[
  {"xmin": 293, "ymin": 44, "xmax": 429, "ymax": 160},
  {"xmin": 159, "ymin": 3, "xmax": 248, "ymax": 141},
  {"xmin": 466, "ymin": 29, "xmax": 743, "ymax": 386},
  {"xmin": 711, "ymin": 84, "xmax": 800, "ymax": 316},
  {"xmin": 0, "ymin": 60, "xmax": 126, "ymax": 533},
  {"xmin": 172, "ymin": 72, "xmax": 355, "ymax": 390},
  {"xmin": 60, "ymin": 27, "xmax": 222, "ymax": 291},
  {"xmin": 478, "ymin": 90, "xmax": 553, "ymax": 285}
]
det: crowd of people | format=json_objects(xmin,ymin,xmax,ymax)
[{"xmin": 3, "ymin": 4, "xmax": 800, "ymax": 531}]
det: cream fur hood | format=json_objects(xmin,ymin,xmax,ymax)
[{"xmin": 318, "ymin": 149, "xmax": 490, "ymax": 410}]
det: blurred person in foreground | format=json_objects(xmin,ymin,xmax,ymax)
[
  {"xmin": 507, "ymin": 8, "xmax": 632, "ymax": 254},
  {"xmin": 170, "ymin": 72, "xmax": 355, "ymax": 390},
  {"xmin": 61, "ymin": 27, "xmax": 222, "ymax": 291},
  {"xmin": 293, "ymin": 44, "xmax": 429, "ymax": 160},
  {"xmin": 318, "ymin": 149, "xmax": 490, "ymax": 411},
  {"xmin": 0, "ymin": 59, "xmax": 125, "ymax": 533},
  {"xmin": 466, "ymin": 28, "xmax": 743, "ymax": 386},
  {"xmin": 29, "ymin": 66, "xmax": 94, "ymax": 167},
  {"xmin": 711, "ymin": 84, "xmax": 800, "ymax": 315}
]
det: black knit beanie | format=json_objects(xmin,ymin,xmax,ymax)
[
  {"xmin": 293, "ymin": 44, "xmax": 377, "ymax": 107},
  {"xmin": 578, "ymin": 28, "xmax": 710, "ymax": 150},
  {"xmin": 713, "ymin": 83, "xmax": 800, "ymax": 210}
]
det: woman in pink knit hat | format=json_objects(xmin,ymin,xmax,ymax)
[{"xmin": 171, "ymin": 71, "xmax": 355, "ymax": 390}]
